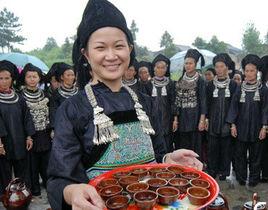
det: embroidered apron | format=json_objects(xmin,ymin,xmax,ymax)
[{"xmin": 86, "ymin": 120, "xmax": 155, "ymax": 179}]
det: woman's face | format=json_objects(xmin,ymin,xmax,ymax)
[
  {"xmin": 205, "ymin": 71, "xmax": 214, "ymax": 81},
  {"xmin": 83, "ymin": 27, "xmax": 132, "ymax": 83},
  {"xmin": 124, "ymin": 66, "xmax": 136, "ymax": 80},
  {"xmin": 184, "ymin": 57, "xmax": 196, "ymax": 74},
  {"xmin": 233, "ymin": 74, "xmax": 242, "ymax": 85},
  {"xmin": 215, "ymin": 61, "xmax": 228, "ymax": 78},
  {"xmin": 244, "ymin": 64, "xmax": 258, "ymax": 82},
  {"xmin": 61, "ymin": 69, "xmax": 75, "ymax": 86},
  {"xmin": 139, "ymin": 67, "xmax": 150, "ymax": 82},
  {"xmin": 50, "ymin": 76, "xmax": 60, "ymax": 90},
  {"xmin": 25, "ymin": 71, "xmax": 40, "ymax": 88},
  {"xmin": 0, "ymin": 70, "xmax": 12, "ymax": 91},
  {"xmin": 154, "ymin": 61, "xmax": 167, "ymax": 77}
]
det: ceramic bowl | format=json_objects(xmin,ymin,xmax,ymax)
[
  {"xmin": 134, "ymin": 190, "xmax": 158, "ymax": 210},
  {"xmin": 156, "ymin": 186, "xmax": 180, "ymax": 205},
  {"xmin": 187, "ymin": 187, "xmax": 210, "ymax": 205}
]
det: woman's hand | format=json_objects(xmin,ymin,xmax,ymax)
[
  {"xmin": 231, "ymin": 124, "xmax": 237, "ymax": 138},
  {"xmin": 259, "ymin": 127, "xmax": 267, "ymax": 140},
  {"xmin": 0, "ymin": 144, "xmax": 5, "ymax": 155},
  {"xmin": 198, "ymin": 121, "xmax": 205, "ymax": 131},
  {"xmin": 26, "ymin": 138, "xmax": 33, "ymax": 151},
  {"xmin": 172, "ymin": 120, "xmax": 178, "ymax": 132},
  {"xmin": 205, "ymin": 119, "xmax": 209, "ymax": 131},
  {"xmin": 164, "ymin": 149, "xmax": 203, "ymax": 170},
  {"xmin": 50, "ymin": 130, "xmax": 54, "ymax": 139},
  {"xmin": 63, "ymin": 184, "xmax": 105, "ymax": 210}
]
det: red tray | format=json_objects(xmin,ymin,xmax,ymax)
[{"xmin": 89, "ymin": 163, "xmax": 219, "ymax": 210}]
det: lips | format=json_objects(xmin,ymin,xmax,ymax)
[{"xmin": 103, "ymin": 64, "xmax": 121, "ymax": 72}]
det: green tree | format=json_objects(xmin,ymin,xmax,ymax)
[
  {"xmin": 130, "ymin": 20, "xmax": 139, "ymax": 42},
  {"xmin": 61, "ymin": 37, "xmax": 73, "ymax": 61},
  {"xmin": 207, "ymin": 35, "xmax": 227, "ymax": 54},
  {"xmin": 265, "ymin": 31, "xmax": 268, "ymax": 44},
  {"xmin": 160, "ymin": 30, "xmax": 177, "ymax": 58},
  {"xmin": 0, "ymin": 8, "xmax": 26, "ymax": 52},
  {"xmin": 242, "ymin": 23, "xmax": 264, "ymax": 55},
  {"xmin": 192, "ymin": 37, "xmax": 207, "ymax": 49},
  {"xmin": 43, "ymin": 37, "xmax": 58, "ymax": 52},
  {"xmin": 135, "ymin": 44, "xmax": 152, "ymax": 61}
]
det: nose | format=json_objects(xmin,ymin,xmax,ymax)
[{"xmin": 105, "ymin": 48, "xmax": 118, "ymax": 61}]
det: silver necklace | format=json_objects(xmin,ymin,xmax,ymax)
[
  {"xmin": 122, "ymin": 78, "xmax": 137, "ymax": 86},
  {"xmin": 22, "ymin": 88, "xmax": 45, "ymax": 103},
  {"xmin": 240, "ymin": 80, "xmax": 261, "ymax": 102},
  {"xmin": 84, "ymin": 83, "xmax": 155, "ymax": 145},
  {"xmin": 213, "ymin": 76, "xmax": 230, "ymax": 98},
  {"xmin": 152, "ymin": 77, "xmax": 169, "ymax": 87},
  {"xmin": 183, "ymin": 72, "xmax": 199, "ymax": 82},
  {"xmin": 58, "ymin": 85, "xmax": 78, "ymax": 98},
  {"xmin": 0, "ymin": 89, "xmax": 19, "ymax": 104}
]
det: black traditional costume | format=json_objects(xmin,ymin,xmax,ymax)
[
  {"xmin": 206, "ymin": 54, "xmax": 237, "ymax": 179},
  {"xmin": 0, "ymin": 60, "xmax": 35, "ymax": 196},
  {"xmin": 226, "ymin": 54, "xmax": 268, "ymax": 186},
  {"xmin": 20, "ymin": 63, "xmax": 51, "ymax": 195},
  {"xmin": 174, "ymin": 49, "xmax": 207, "ymax": 157},
  {"xmin": 146, "ymin": 54, "xmax": 175, "ymax": 152},
  {"xmin": 47, "ymin": 1, "xmax": 166, "ymax": 209}
]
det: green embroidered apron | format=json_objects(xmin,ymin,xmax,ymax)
[{"xmin": 86, "ymin": 120, "xmax": 156, "ymax": 179}]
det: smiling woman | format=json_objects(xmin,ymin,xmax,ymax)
[{"xmin": 46, "ymin": 1, "xmax": 202, "ymax": 210}]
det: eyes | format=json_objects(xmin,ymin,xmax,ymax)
[{"xmin": 94, "ymin": 44, "xmax": 126, "ymax": 51}]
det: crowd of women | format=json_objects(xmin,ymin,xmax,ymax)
[{"xmin": 0, "ymin": 0, "xmax": 268, "ymax": 209}]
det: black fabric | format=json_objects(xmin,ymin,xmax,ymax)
[
  {"xmin": 47, "ymin": 82, "xmax": 166, "ymax": 210},
  {"xmin": 32, "ymin": 129, "xmax": 52, "ymax": 152},
  {"xmin": 235, "ymin": 140, "xmax": 263, "ymax": 184},
  {"xmin": 146, "ymin": 79, "xmax": 175, "ymax": 135},
  {"xmin": 54, "ymin": 62, "xmax": 74, "ymax": 82},
  {"xmin": 184, "ymin": 49, "xmax": 205, "ymax": 67},
  {"xmin": 226, "ymin": 85, "xmax": 268, "ymax": 142},
  {"xmin": 0, "ymin": 156, "xmax": 12, "ymax": 196},
  {"xmin": 207, "ymin": 135, "xmax": 232, "ymax": 177},
  {"xmin": 19, "ymin": 63, "xmax": 44, "ymax": 86},
  {"xmin": 213, "ymin": 53, "xmax": 233, "ymax": 69},
  {"xmin": 260, "ymin": 55, "xmax": 268, "ymax": 83},
  {"xmin": 241, "ymin": 54, "xmax": 261, "ymax": 71},
  {"xmin": 175, "ymin": 76, "xmax": 207, "ymax": 132},
  {"xmin": 152, "ymin": 54, "xmax": 170, "ymax": 77},
  {"xmin": 206, "ymin": 80, "xmax": 237, "ymax": 137},
  {"xmin": 45, "ymin": 62, "xmax": 58, "ymax": 83},
  {"xmin": 0, "ymin": 60, "xmax": 19, "ymax": 80},
  {"xmin": 49, "ymin": 89, "xmax": 68, "ymax": 128},
  {"xmin": 261, "ymin": 137, "xmax": 268, "ymax": 179},
  {"xmin": 127, "ymin": 81, "xmax": 151, "ymax": 96},
  {"xmin": 30, "ymin": 150, "xmax": 50, "ymax": 195},
  {"xmin": 176, "ymin": 131, "xmax": 202, "ymax": 157},
  {"xmin": 138, "ymin": 61, "xmax": 152, "ymax": 73},
  {"xmin": 0, "ymin": 94, "xmax": 35, "ymax": 160},
  {"xmin": 205, "ymin": 68, "xmax": 216, "ymax": 76},
  {"xmin": 73, "ymin": 0, "xmax": 135, "ymax": 90}
]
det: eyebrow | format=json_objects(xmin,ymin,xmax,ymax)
[{"xmin": 93, "ymin": 40, "xmax": 125, "ymax": 44}]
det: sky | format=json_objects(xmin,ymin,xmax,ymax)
[{"xmin": 1, "ymin": 0, "xmax": 268, "ymax": 52}]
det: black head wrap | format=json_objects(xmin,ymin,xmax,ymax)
[
  {"xmin": 152, "ymin": 54, "xmax": 170, "ymax": 77},
  {"xmin": 260, "ymin": 55, "xmax": 268, "ymax": 82},
  {"xmin": 205, "ymin": 67, "xmax": 216, "ymax": 76},
  {"xmin": 0, "ymin": 60, "xmax": 19, "ymax": 80},
  {"xmin": 184, "ymin": 49, "xmax": 205, "ymax": 67},
  {"xmin": 54, "ymin": 62, "xmax": 74, "ymax": 82},
  {"xmin": 241, "ymin": 54, "xmax": 261, "ymax": 71},
  {"xmin": 19, "ymin": 63, "xmax": 44, "ymax": 86},
  {"xmin": 72, "ymin": 0, "xmax": 136, "ymax": 89}
]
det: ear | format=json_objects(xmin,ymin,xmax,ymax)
[
  {"xmin": 81, "ymin": 48, "xmax": 89, "ymax": 61},
  {"xmin": 129, "ymin": 44, "xmax": 134, "ymax": 53}
]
